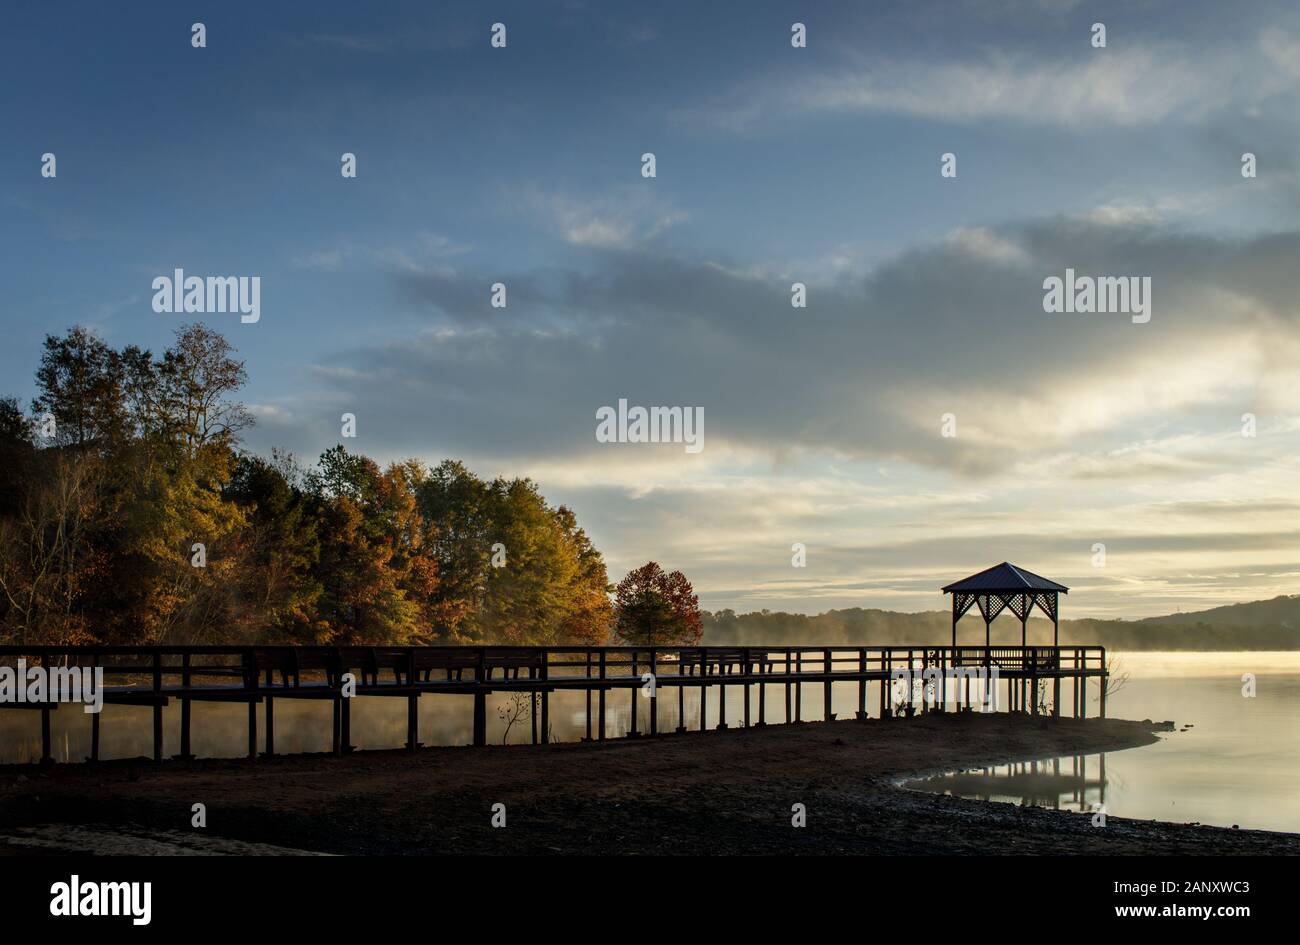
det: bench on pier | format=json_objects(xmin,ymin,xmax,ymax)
[
  {"xmin": 678, "ymin": 648, "xmax": 774, "ymax": 676},
  {"xmin": 949, "ymin": 647, "xmax": 1062, "ymax": 672}
]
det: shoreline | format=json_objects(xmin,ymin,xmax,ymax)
[{"xmin": 1, "ymin": 714, "xmax": 1296, "ymax": 855}]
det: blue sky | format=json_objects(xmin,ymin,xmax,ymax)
[{"xmin": 4, "ymin": 0, "xmax": 1300, "ymax": 618}]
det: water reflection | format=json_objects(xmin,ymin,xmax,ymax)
[
  {"xmin": 903, "ymin": 754, "xmax": 1107, "ymax": 812},
  {"xmin": 0, "ymin": 683, "xmax": 855, "ymax": 764}
]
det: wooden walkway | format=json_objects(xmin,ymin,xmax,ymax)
[{"xmin": 0, "ymin": 644, "xmax": 1108, "ymax": 764}]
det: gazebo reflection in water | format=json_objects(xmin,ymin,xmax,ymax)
[{"xmin": 905, "ymin": 753, "xmax": 1108, "ymax": 813}]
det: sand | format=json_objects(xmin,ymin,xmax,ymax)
[{"xmin": 1, "ymin": 713, "xmax": 1295, "ymax": 855}]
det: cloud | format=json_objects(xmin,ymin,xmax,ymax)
[
  {"xmin": 272, "ymin": 217, "xmax": 1300, "ymax": 491},
  {"xmin": 510, "ymin": 187, "xmax": 689, "ymax": 249},
  {"xmin": 675, "ymin": 30, "xmax": 1300, "ymax": 132}
]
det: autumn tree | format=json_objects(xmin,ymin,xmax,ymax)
[
  {"xmin": 0, "ymin": 325, "xmax": 612, "ymax": 647},
  {"xmin": 612, "ymin": 562, "xmax": 702, "ymax": 646},
  {"xmin": 223, "ymin": 452, "xmax": 322, "ymax": 641}
]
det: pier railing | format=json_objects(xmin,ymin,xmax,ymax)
[{"xmin": 0, "ymin": 644, "xmax": 1107, "ymax": 764}]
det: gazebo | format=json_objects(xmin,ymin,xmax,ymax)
[{"xmin": 941, "ymin": 562, "xmax": 1069, "ymax": 647}]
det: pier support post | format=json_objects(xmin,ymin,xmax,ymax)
[
  {"xmin": 757, "ymin": 658, "xmax": 767, "ymax": 726},
  {"xmin": 153, "ymin": 704, "xmax": 164, "ymax": 763},
  {"xmin": 179, "ymin": 652, "xmax": 194, "ymax": 761},
  {"xmin": 472, "ymin": 648, "xmax": 487, "ymax": 747},
  {"xmin": 857, "ymin": 649, "xmax": 867, "ymax": 719},
  {"xmin": 583, "ymin": 651, "xmax": 593, "ymax": 742},
  {"xmin": 90, "ymin": 709, "xmax": 100, "ymax": 763},
  {"xmin": 247, "ymin": 699, "xmax": 257, "ymax": 760},
  {"xmin": 823, "ymin": 648, "xmax": 834, "ymax": 722},
  {"xmin": 795, "ymin": 651, "xmax": 803, "ymax": 721},
  {"xmin": 650, "ymin": 650, "xmax": 658, "ymax": 736},
  {"xmin": 151, "ymin": 650, "xmax": 164, "ymax": 762},
  {"xmin": 540, "ymin": 677, "xmax": 549, "ymax": 743},
  {"xmin": 332, "ymin": 697, "xmax": 341, "ymax": 755},
  {"xmin": 40, "ymin": 705, "xmax": 53, "ymax": 765},
  {"xmin": 472, "ymin": 691, "xmax": 486, "ymax": 747},
  {"xmin": 265, "ymin": 696, "xmax": 274, "ymax": 757},
  {"xmin": 717, "ymin": 668, "xmax": 727, "ymax": 731},
  {"xmin": 598, "ymin": 651, "xmax": 607, "ymax": 741},
  {"xmin": 179, "ymin": 703, "xmax": 191, "ymax": 761},
  {"xmin": 676, "ymin": 674, "xmax": 686, "ymax": 733},
  {"xmin": 530, "ymin": 676, "xmax": 538, "ymax": 745},
  {"xmin": 785, "ymin": 648, "xmax": 793, "ymax": 723},
  {"xmin": 406, "ymin": 694, "xmax": 418, "ymax": 751},
  {"xmin": 628, "ymin": 651, "xmax": 640, "ymax": 737},
  {"xmin": 912, "ymin": 650, "xmax": 919, "ymax": 715},
  {"xmin": 742, "ymin": 649, "xmax": 751, "ymax": 728},
  {"xmin": 341, "ymin": 694, "xmax": 352, "ymax": 753},
  {"xmin": 699, "ymin": 647, "xmax": 709, "ymax": 732},
  {"xmin": 943, "ymin": 649, "xmax": 951, "ymax": 713},
  {"xmin": 879, "ymin": 653, "xmax": 888, "ymax": 718},
  {"xmin": 699, "ymin": 678, "xmax": 708, "ymax": 732}
]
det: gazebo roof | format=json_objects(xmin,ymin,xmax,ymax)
[{"xmin": 941, "ymin": 562, "xmax": 1069, "ymax": 594}]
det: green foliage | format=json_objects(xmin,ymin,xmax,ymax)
[{"xmin": 0, "ymin": 325, "xmax": 619, "ymax": 647}]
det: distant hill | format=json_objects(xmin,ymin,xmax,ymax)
[
  {"xmin": 702, "ymin": 596, "xmax": 1300, "ymax": 650},
  {"xmin": 1137, "ymin": 595, "xmax": 1300, "ymax": 629}
]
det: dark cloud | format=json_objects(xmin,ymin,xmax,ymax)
[{"xmin": 276, "ymin": 218, "xmax": 1300, "ymax": 477}]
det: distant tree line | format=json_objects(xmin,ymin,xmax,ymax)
[
  {"xmin": 702, "ymin": 605, "xmax": 1300, "ymax": 651},
  {"xmin": 0, "ymin": 325, "xmax": 702, "ymax": 648}
]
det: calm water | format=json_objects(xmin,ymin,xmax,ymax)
[
  {"xmin": 906, "ymin": 652, "xmax": 1300, "ymax": 833},
  {"xmin": 3, "ymin": 651, "xmax": 1297, "ymax": 833}
]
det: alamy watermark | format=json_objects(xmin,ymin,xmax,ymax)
[
  {"xmin": 50, "ymin": 875, "xmax": 150, "ymax": 925},
  {"xmin": 0, "ymin": 659, "xmax": 104, "ymax": 713},
  {"xmin": 152, "ymin": 268, "xmax": 261, "ymax": 323},
  {"xmin": 891, "ymin": 665, "xmax": 1001, "ymax": 712},
  {"xmin": 595, "ymin": 399, "xmax": 703, "ymax": 453},
  {"xmin": 1042, "ymin": 268, "xmax": 1150, "ymax": 324}
]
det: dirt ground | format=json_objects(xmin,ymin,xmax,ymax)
[{"xmin": 0, "ymin": 713, "xmax": 1295, "ymax": 855}]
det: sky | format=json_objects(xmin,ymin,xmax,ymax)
[{"xmin": 3, "ymin": 0, "xmax": 1299, "ymax": 619}]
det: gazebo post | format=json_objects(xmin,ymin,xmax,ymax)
[{"xmin": 942, "ymin": 564, "xmax": 1070, "ymax": 721}]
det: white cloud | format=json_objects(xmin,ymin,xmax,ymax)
[
  {"xmin": 513, "ymin": 187, "xmax": 688, "ymax": 248},
  {"xmin": 679, "ymin": 41, "xmax": 1290, "ymax": 130}
]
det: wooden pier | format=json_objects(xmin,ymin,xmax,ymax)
[{"xmin": 0, "ymin": 643, "xmax": 1107, "ymax": 765}]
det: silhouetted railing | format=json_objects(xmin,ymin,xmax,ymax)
[{"xmin": 0, "ymin": 644, "xmax": 1108, "ymax": 764}]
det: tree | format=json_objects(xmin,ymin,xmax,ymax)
[
  {"xmin": 224, "ymin": 452, "xmax": 322, "ymax": 641},
  {"xmin": 0, "ymin": 450, "xmax": 101, "ymax": 644},
  {"xmin": 153, "ymin": 323, "xmax": 254, "ymax": 460},
  {"xmin": 0, "ymin": 324, "xmax": 612, "ymax": 647},
  {"xmin": 32, "ymin": 327, "xmax": 127, "ymax": 449},
  {"xmin": 416, "ymin": 462, "xmax": 613, "ymax": 644},
  {"xmin": 612, "ymin": 562, "xmax": 702, "ymax": 646}
]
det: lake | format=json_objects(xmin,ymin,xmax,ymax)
[
  {"xmin": 3, "ymin": 650, "xmax": 1296, "ymax": 834},
  {"xmin": 905, "ymin": 651, "xmax": 1300, "ymax": 833}
]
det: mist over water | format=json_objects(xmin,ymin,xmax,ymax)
[
  {"xmin": 3, "ymin": 652, "xmax": 1296, "ymax": 833},
  {"xmin": 907, "ymin": 652, "xmax": 1300, "ymax": 833}
]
